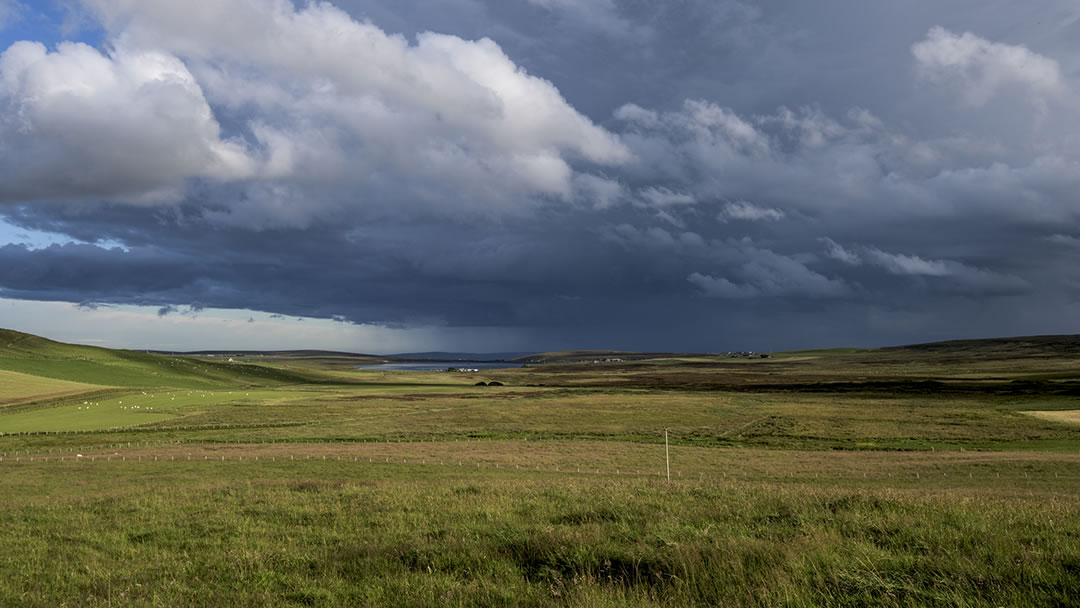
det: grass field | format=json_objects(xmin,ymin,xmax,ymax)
[
  {"xmin": 0, "ymin": 388, "xmax": 335, "ymax": 433},
  {"xmin": 0, "ymin": 328, "xmax": 319, "ymax": 389},
  {"xmin": 1027, "ymin": 410, "xmax": 1080, "ymax": 425},
  {"xmin": 0, "ymin": 369, "xmax": 102, "ymax": 406},
  {"xmin": 2, "ymin": 329, "xmax": 1080, "ymax": 606},
  {"xmin": 2, "ymin": 457, "xmax": 1078, "ymax": 607}
]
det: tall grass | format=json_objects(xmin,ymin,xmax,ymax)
[{"xmin": 1, "ymin": 461, "xmax": 1078, "ymax": 607}]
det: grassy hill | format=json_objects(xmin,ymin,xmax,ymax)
[
  {"xmin": 881, "ymin": 334, "xmax": 1080, "ymax": 359},
  {"xmin": 0, "ymin": 328, "xmax": 321, "ymax": 390}
]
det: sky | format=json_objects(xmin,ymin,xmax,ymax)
[{"xmin": 0, "ymin": 0, "xmax": 1078, "ymax": 353}]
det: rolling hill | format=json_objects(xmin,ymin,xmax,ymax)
[
  {"xmin": 881, "ymin": 334, "xmax": 1080, "ymax": 358},
  {"xmin": 0, "ymin": 328, "xmax": 320, "ymax": 390}
]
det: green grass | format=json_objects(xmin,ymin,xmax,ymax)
[
  {"xmin": 0, "ymin": 368, "xmax": 103, "ymax": 405},
  {"xmin": 1, "ymin": 460, "xmax": 1078, "ymax": 607},
  {"xmin": 3, "ymin": 328, "xmax": 1080, "ymax": 605},
  {"xmin": 5, "ymin": 384, "xmax": 1080, "ymax": 450},
  {"xmin": 0, "ymin": 329, "xmax": 322, "ymax": 389},
  {"xmin": 0, "ymin": 389, "xmax": 332, "ymax": 433}
]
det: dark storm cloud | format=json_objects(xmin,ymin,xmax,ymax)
[{"xmin": 0, "ymin": 0, "xmax": 1078, "ymax": 351}]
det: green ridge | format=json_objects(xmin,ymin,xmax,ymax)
[{"xmin": 0, "ymin": 328, "xmax": 321, "ymax": 389}]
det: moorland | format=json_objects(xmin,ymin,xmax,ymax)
[{"xmin": 1, "ymin": 328, "xmax": 1079, "ymax": 607}]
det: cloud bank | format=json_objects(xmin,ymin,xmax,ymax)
[{"xmin": 0, "ymin": 1, "xmax": 1077, "ymax": 351}]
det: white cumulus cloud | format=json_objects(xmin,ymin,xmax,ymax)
[
  {"xmin": 0, "ymin": 41, "xmax": 254, "ymax": 202},
  {"xmin": 1, "ymin": 0, "xmax": 631, "ymax": 223},
  {"xmin": 912, "ymin": 26, "xmax": 1067, "ymax": 107}
]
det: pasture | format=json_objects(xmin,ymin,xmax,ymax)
[
  {"xmin": 0, "ymin": 389, "xmax": 327, "ymax": 433},
  {"xmin": 2, "ymin": 330, "xmax": 1080, "ymax": 606},
  {"xmin": 0, "ymin": 369, "xmax": 102, "ymax": 406},
  {"xmin": 1027, "ymin": 409, "xmax": 1080, "ymax": 426},
  {"xmin": 2, "ymin": 454, "xmax": 1078, "ymax": 607}
]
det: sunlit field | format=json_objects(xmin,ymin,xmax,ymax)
[
  {"xmin": 3, "ymin": 329, "xmax": 1080, "ymax": 606},
  {"xmin": 0, "ymin": 369, "xmax": 103, "ymax": 406}
]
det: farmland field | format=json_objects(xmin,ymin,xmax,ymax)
[
  {"xmin": 0, "ymin": 369, "xmax": 102, "ymax": 406},
  {"xmin": 2, "ymin": 330, "xmax": 1080, "ymax": 606}
]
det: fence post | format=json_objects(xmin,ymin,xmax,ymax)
[{"xmin": 665, "ymin": 428, "xmax": 670, "ymax": 482}]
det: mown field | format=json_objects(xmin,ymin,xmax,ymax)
[
  {"xmin": 0, "ymin": 369, "xmax": 103, "ymax": 406},
  {"xmin": 2, "ymin": 329, "xmax": 1080, "ymax": 606}
]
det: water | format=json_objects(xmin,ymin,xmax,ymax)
[{"xmin": 355, "ymin": 361, "xmax": 524, "ymax": 372}]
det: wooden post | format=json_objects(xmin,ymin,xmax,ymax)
[{"xmin": 665, "ymin": 428, "xmax": 670, "ymax": 482}]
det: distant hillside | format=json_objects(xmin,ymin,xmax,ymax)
[
  {"xmin": 385, "ymin": 352, "xmax": 533, "ymax": 362},
  {"xmin": 152, "ymin": 349, "xmax": 534, "ymax": 362},
  {"xmin": 0, "ymin": 329, "xmax": 320, "ymax": 389},
  {"xmin": 880, "ymin": 335, "xmax": 1080, "ymax": 359},
  {"xmin": 519, "ymin": 335, "xmax": 1080, "ymax": 366},
  {"xmin": 511, "ymin": 350, "xmax": 701, "ymax": 363},
  {"xmin": 151, "ymin": 349, "xmax": 374, "ymax": 357}
]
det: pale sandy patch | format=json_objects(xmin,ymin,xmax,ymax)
[{"xmin": 1026, "ymin": 410, "xmax": 1080, "ymax": 425}]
